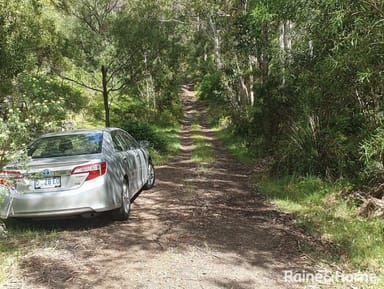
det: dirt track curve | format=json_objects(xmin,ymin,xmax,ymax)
[{"xmin": 1, "ymin": 88, "xmax": 321, "ymax": 289}]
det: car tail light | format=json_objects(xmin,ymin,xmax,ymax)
[
  {"xmin": 0, "ymin": 170, "xmax": 23, "ymax": 186},
  {"xmin": 71, "ymin": 162, "xmax": 107, "ymax": 181}
]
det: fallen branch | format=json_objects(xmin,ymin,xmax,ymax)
[
  {"xmin": 359, "ymin": 197, "xmax": 384, "ymax": 218},
  {"xmin": 371, "ymin": 183, "xmax": 384, "ymax": 199}
]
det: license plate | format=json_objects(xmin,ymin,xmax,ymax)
[{"xmin": 34, "ymin": 177, "xmax": 61, "ymax": 189}]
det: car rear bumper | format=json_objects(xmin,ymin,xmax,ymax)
[{"xmin": 3, "ymin": 178, "xmax": 118, "ymax": 218}]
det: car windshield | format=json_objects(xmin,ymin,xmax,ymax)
[{"xmin": 28, "ymin": 133, "xmax": 103, "ymax": 158}]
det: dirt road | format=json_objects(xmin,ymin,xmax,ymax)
[{"xmin": 1, "ymin": 89, "xmax": 320, "ymax": 289}]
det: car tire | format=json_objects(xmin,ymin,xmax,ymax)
[
  {"xmin": 113, "ymin": 179, "xmax": 130, "ymax": 221},
  {"xmin": 143, "ymin": 161, "xmax": 155, "ymax": 190}
]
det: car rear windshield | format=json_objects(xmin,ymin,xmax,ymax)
[{"xmin": 28, "ymin": 133, "xmax": 103, "ymax": 158}]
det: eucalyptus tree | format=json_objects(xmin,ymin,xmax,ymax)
[
  {"xmin": 112, "ymin": 0, "xmax": 182, "ymax": 112},
  {"xmin": 51, "ymin": 0, "xmax": 184, "ymax": 127},
  {"xmin": 286, "ymin": 0, "xmax": 384, "ymax": 177},
  {"xmin": 51, "ymin": 0, "xmax": 126, "ymax": 127},
  {"xmin": 231, "ymin": 0, "xmax": 384, "ymax": 178}
]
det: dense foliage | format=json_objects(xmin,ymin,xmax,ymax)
[
  {"xmin": 0, "ymin": 1, "xmax": 86, "ymax": 165},
  {"xmin": 192, "ymin": 0, "xmax": 384, "ymax": 182},
  {"xmin": 0, "ymin": 0, "xmax": 383, "ymax": 184},
  {"xmin": 0, "ymin": 0, "xmax": 183, "ymax": 166}
]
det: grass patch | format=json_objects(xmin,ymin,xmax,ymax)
[
  {"xmin": 150, "ymin": 126, "xmax": 180, "ymax": 166},
  {"xmin": 0, "ymin": 221, "xmax": 60, "ymax": 282},
  {"xmin": 215, "ymin": 125, "xmax": 257, "ymax": 165},
  {"xmin": 191, "ymin": 123, "xmax": 215, "ymax": 166},
  {"xmin": 258, "ymin": 175, "xmax": 384, "ymax": 285}
]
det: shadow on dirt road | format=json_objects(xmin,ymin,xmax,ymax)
[{"xmin": 2, "ymin": 88, "xmax": 324, "ymax": 289}]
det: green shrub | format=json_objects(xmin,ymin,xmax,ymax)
[
  {"xmin": 196, "ymin": 71, "xmax": 225, "ymax": 103},
  {"xmin": 360, "ymin": 128, "xmax": 384, "ymax": 183},
  {"xmin": 270, "ymin": 110, "xmax": 363, "ymax": 179},
  {"xmin": 150, "ymin": 107, "xmax": 183, "ymax": 128},
  {"xmin": 259, "ymin": 175, "xmax": 384, "ymax": 276}
]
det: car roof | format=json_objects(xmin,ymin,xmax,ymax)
[{"xmin": 39, "ymin": 128, "xmax": 122, "ymax": 138}]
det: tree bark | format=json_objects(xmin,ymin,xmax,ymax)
[
  {"xmin": 101, "ymin": 65, "xmax": 110, "ymax": 127},
  {"xmin": 209, "ymin": 17, "xmax": 222, "ymax": 69},
  {"xmin": 259, "ymin": 22, "xmax": 270, "ymax": 86},
  {"xmin": 249, "ymin": 55, "xmax": 255, "ymax": 106}
]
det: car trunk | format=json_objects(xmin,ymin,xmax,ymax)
[{"xmin": 3, "ymin": 155, "xmax": 105, "ymax": 194}]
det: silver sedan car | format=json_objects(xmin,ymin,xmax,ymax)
[{"xmin": 0, "ymin": 128, "xmax": 155, "ymax": 220}]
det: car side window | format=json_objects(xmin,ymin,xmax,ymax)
[
  {"xmin": 121, "ymin": 132, "xmax": 138, "ymax": 150},
  {"xmin": 111, "ymin": 132, "xmax": 125, "ymax": 152}
]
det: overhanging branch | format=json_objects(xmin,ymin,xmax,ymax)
[{"xmin": 56, "ymin": 72, "xmax": 103, "ymax": 93}]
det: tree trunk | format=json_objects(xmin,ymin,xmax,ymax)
[
  {"xmin": 279, "ymin": 20, "xmax": 294, "ymax": 88},
  {"xmin": 279, "ymin": 22, "xmax": 286, "ymax": 88},
  {"xmin": 259, "ymin": 22, "xmax": 270, "ymax": 86},
  {"xmin": 101, "ymin": 65, "xmax": 110, "ymax": 127},
  {"xmin": 249, "ymin": 55, "xmax": 255, "ymax": 106},
  {"xmin": 235, "ymin": 56, "xmax": 248, "ymax": 106},
  {"xmin": 209, "ymin": 17, "xmax": 222, "ymax": 69}
]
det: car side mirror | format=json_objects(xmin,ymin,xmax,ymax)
[{"xmin": 139, "ymin": 140, "xmax": 150, "ymax": 148}]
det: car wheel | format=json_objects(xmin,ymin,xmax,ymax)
[
  {"xmin": 143, "ymin": 161, "xmax": 155, "ymax": 190},
  {"xmin": 113, "ymin": 179, "xmax": 130, "ymax": 221}
]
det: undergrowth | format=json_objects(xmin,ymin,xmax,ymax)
[{"xmin": 215, "ymin": 119, "xmax": 384, "ymax": 287}]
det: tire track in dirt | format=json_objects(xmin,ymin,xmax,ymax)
[{"xmin": 2, "ymin": 87, "xmax": 322, "ymax": 289}]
